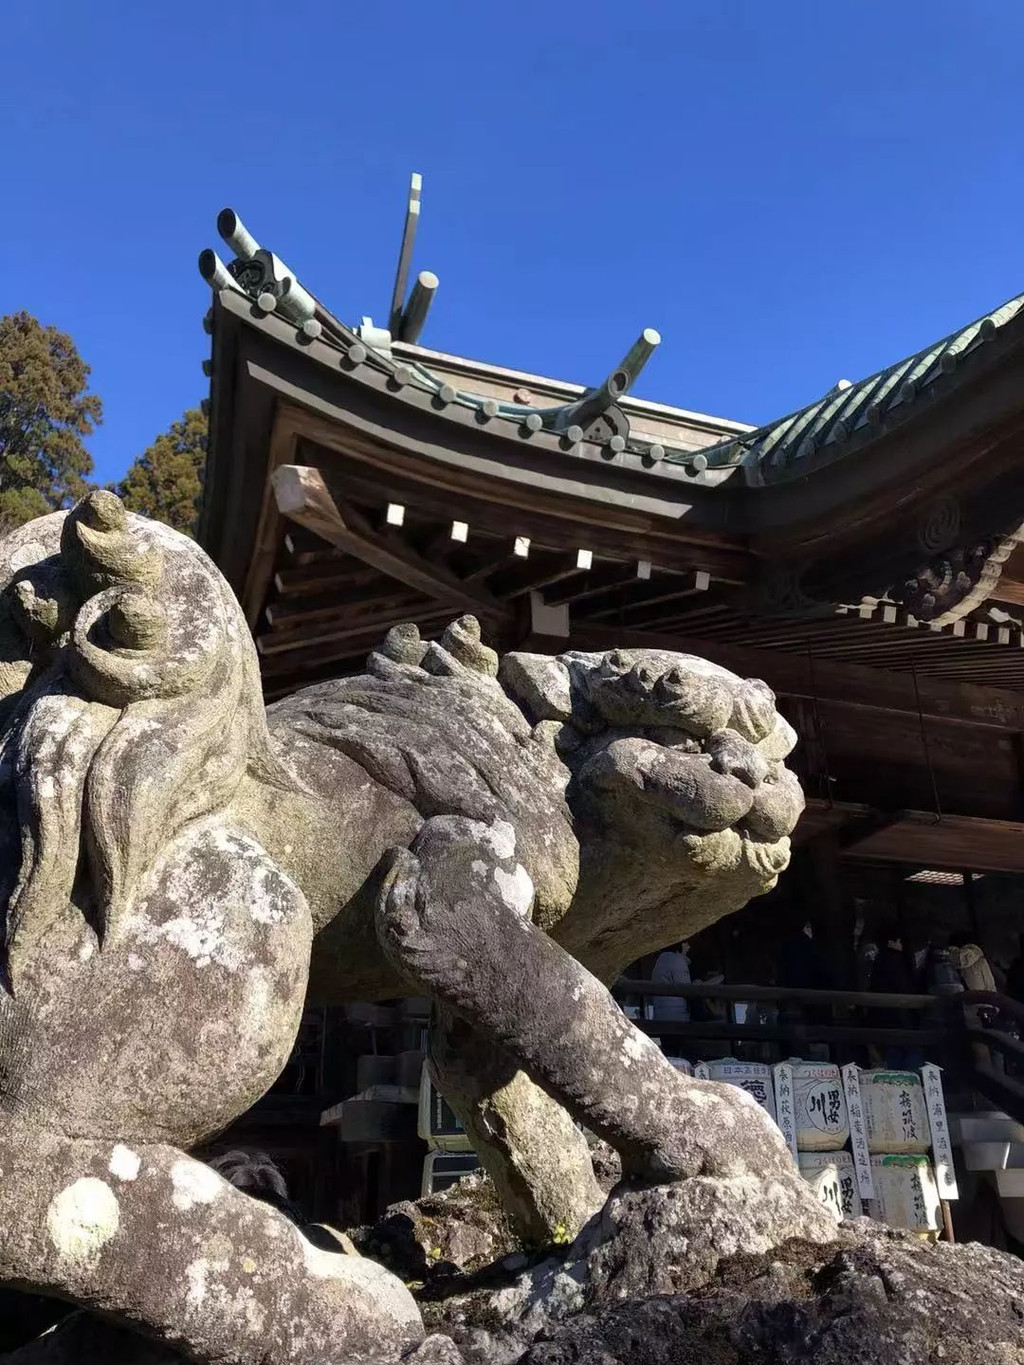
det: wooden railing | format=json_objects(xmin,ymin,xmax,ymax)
[{"xmin": 612, "ymin": 979, "xmax": 1024, "ymax": 1119}]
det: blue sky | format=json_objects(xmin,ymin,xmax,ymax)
[{"xmin": 3, "ymin": 1, "xmax": 1022, "ymax": 485}]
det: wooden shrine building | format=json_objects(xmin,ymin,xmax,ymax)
[
  {"xmin": 196, "ymin": 181, "xmax": 1024, "ymax": 1219},
  {"xmin": 199, "ymin": 188, "xmax": 1024, "ymax": 877}
]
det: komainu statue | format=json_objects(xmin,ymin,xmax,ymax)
[{"xmin": 0, "ymin": 494, "xmax": 834, "ymax": 1364}]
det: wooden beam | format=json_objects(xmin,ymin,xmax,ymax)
[
  {"xmin": 266, "ymin": 587, "xmax": 428, "ymax": 633},
  {"xmin": 544, "ymin": 564, "xmax": 643, "ymax": 608},
  {"xmin": 271, "ymin": 465, "xmax": 509, "ymax": 623},
  {"xmin": 276, "ymin": 401, "xmax": 753, "ymax": 582},
  {"xmin": 854, "ymin": 811, "xmax": 1024, "ymax": 875},
  {"xmin": 240, "ymin": 417, "xmax": 296, "ymax": 627},
  {"xmin": 260, "ymin": 608, "xmax": 456, "ymax": 679},
  {"xmin": 558, "ymin": 621, "xmax": 1024, "ymax": 731},
  {"xmin": 490, "ymin": 554, "xmax": 591, "ymax": 601},
  {"xmin": 596, "ymin": 572, "xmax": 712, "ymax": 625},
  {"xmin": 272, "ymin": 562, "xmax": 383, "ymax": 600},
  {"xmin": 257, "ymin": 595, "xmax": 430, "ymax": 656}
]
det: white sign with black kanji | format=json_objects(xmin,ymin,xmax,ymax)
[
  {"xmin": 922, "ymin": 1063, "xmax": 959, "ymax": 1201},
  {"xmin": 773, "ymin": 1061, "xmax": 798, "ymax": 1160},
  {"xmin": 841, "ymin": 1064, "xmax": 876, "ymax": 1200}
]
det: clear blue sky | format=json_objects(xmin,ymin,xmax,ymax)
[{"xmin": 3, "ymin": 1, "xmax": 1022, "ymax": 485}]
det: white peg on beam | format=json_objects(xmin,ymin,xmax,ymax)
[
  {"xmin": 450, "ymin": 520, "xmax": 469, "ymax": 543},
  {"xmin": 514, "ymin": 536, "xmax": 531, "ymax": 558},
  {"xmin": 694, "ymin": 570, "xmax": 711, "ymax": 592},
  {"xmin": 637, "ymin": 559, "xmax": 652, "ymax": 580},
  {"xmin": 386, "ymin": 503, "xmax": 406, "ymax": 527},
  {"xmin": 576, "ymin": 549, "xmax": 594, "ymax": 571}
]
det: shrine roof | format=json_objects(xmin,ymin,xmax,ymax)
[
  {"xmin": 198, "ymin": 199, "xmax": 1024, "ymax": 497},
  {"xmin": 688, "ymin": 289, "xmax": 1024, "ymax": 482}
]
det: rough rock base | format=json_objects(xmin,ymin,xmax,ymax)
[
  {"xmin": 410, "ymin": 1177, "xmax": 1024, "ymax": 1365},
  {"xmin": 7, "ymin": 1174, "xmax": 1024, "ymax": 1365},
  {"xmin": 513, "ymin": 1222, "xmax": 1024, "ymax": 1365}
]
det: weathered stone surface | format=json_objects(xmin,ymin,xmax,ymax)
[
  {"xmin": 514, "ymin": 1222, "xmax": 1024, "ymax": 1365},
  {"xmin": 400, "ymin": 1335, "xmax": 467, "ymax": 1364},
  {"xmin": 431, "ymin": 1177, "xmax": 834, "ymax": 1361},
  {"xmin": 0, "ymin": 496, "xmax": 820, "ymax": 1360},
  {"xmin": 351, "ymin": 1172, "xmax": 520, "ymax": 1281},
  {"xmin": 1, "ymin": 1314, "xmax": 180, "ymax": 1364},
  {"xmin": 377, "ymin": 814, "xmax": 831, "ymax": 1245},
  {"xmin": 369, "ymin": 1183, "xmax": 1024, "ymax": 1365},
  {"xmin": 0, "ymin": 503, "xmax": 424, "ymax": 1363},
  {"xmin": 0, "ymin": 1128, "xmax": 422, "ymax": 1364},
  {"xmin": 427, "ymin": 1010, "xmax": 604, "ymax": 1248}
]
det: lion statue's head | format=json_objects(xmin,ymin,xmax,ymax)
[
  {"xmin": 499, "ymin": 647, "xmax": 803, "ymax": 975},
  {"xmin": 0, "ymin": 492, "xmax": 287, "ymax": 985}
]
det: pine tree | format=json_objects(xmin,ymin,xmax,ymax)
[
  {"xmin": 117, "ymin": 407, "xmax": 208, "ymax": 536},
  {"xmin": 0, "ymin": 311, "xmax": 101, "ymax": 525}
]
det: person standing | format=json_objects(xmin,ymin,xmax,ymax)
[{"xmin": 650, "ymin": 942, "xmax": 691, "ymax": 1057}]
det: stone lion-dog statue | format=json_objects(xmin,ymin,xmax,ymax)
[{"xmin": 0, "ymin": 493, "xmax": 831, "ymax": 1364}]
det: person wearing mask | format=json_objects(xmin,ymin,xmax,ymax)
[{"xmin": 650, "ymin": 941, "xmax": 691, "ymax": 1057}]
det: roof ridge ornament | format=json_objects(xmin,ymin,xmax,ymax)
[
  {"xmin": 545, "ymin": 329, "xmax": 661, "ymax": 443},
  {"xmin": 199, "ymin": 208, "xmax": 318, "ymax": 328},
  {"xmin": 388, "ymin": 173, "xmax": 440, "ymax": 344}
]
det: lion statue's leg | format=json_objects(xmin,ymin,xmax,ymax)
[
  {"xmin": 427, "ymin": 1008, "xmax": 604, "ymax": 1245},
  {"xmin": 376, "ymin": 816, "xmax": 835, "ymax": 1247},
  {"xmin": 0, "ymin": 1127, "xmax": 422, "ymax": 1365}
]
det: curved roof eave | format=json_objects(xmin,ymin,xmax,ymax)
[
  {"xmin": 198, "ymin": 207, "xmax": 1024, "ymax": 534},
  {"xmin": 691, "ymin": 290, "xmax": 1024, "ymax": 482},
  {"xmin": 198, "ymin": 214, "xmax": 726, "ymax": 484}
]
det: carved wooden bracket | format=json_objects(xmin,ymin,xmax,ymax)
[
  {"xmin": 750, "ymin": 502, "xmax": 1024, "ymax": 626},
  {"xmin": 888, "ymin": 499, "xmax": 1024, "ymax": 625}
]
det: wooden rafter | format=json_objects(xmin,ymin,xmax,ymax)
[
  {"xmin": 545, "ymin": 563, "xmax": 650, "ymax": 609},
  {"xmin": 265, "ymin": 587, "xmax": 429, "ymax": 634},
  {"xmin": 586, "ymin": 571, "xmax": 712, "ymax": 623},
  {"xmin": 271, "ymin": 464, "xmax": 510, "ymax": 623},
  {"xmin": 259, "ymin": 607, "xmax": 456, "ymax": 680},
  {"xmin": 257, "ymin": 595, "xmax": 431, "ymax": 656},
  {"xmin": 279, "ymin": 403, "xmax": 753, "ymax": 582},
  {"xmin": 490, "ymin": 554, "xmax": 594, "ymax": 601},
  {"xmin": 240, "ymin": 418, "xmax": 297, "ymax": 626}
]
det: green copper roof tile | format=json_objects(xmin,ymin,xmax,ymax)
[{"xmin": 675, "ymin": 289, "xmax": 1024, "ymax": 479}]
